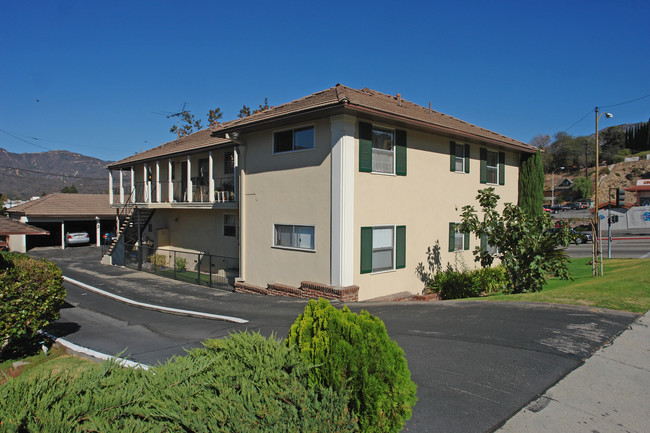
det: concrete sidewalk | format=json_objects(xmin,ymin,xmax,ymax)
[{"xmin": 497, "ymin": 311, "xmax": 650, "ymax": 433}]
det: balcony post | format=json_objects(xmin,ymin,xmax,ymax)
[
  {"xmin": 143, "ymin": 164, "xmax": 148, "ymax": 203},
  {"xmin": 130, "ymin": 166, "xmax": 135, "ymax": 202},
  {"xmin": 187, "ymin": 155, "xmax": 192, "ymax": 203},
  {"xmin": 155, "ymin": 160, "xmax": 161, "ymax": 202},
  {"xmin": 168, "ymin": 159, "xmax": 173, "ymax": 202},
  {"xmin": 109, "ymin": 170, "xmax": 114, "ymax": 204},
  {"xmin": 119, "ymin": 170, "xmax": 124, "ymax": 204},
  {"xmin": 209, "ymin": 151, "xmax": 215, "ymax": 203},
  {"xmin": 233, "ymin": 148, "xmax": 239, "ymax": 202}
]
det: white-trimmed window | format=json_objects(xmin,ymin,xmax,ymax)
[
  {"xmin": 273, "ymin": 126, "xmax": 315, "ymax": 153},
  {"xmin": 274, "ymin": 224, "xmax": 315, "ymax": 250},
  {"xmin": 448, "ymin": 223, "xmax": 469, "ymax": 252},
  {"xmin": 223, "ymin": 214, "xmax": 237, "ymax": 237},
  {"xmin": 360, "ymin": 225, "xmax": 406, "ymax": 274},
  {"xmin": 450, "ymin": 141, "xmax": 470, "ymax": 173},
  {"xmin": 486, "ymin": 150, "xmax": 498, "ymax": 184},
  {"xmin": 372, "ymin": 127, "xmax": 395, "ymax": 174}
]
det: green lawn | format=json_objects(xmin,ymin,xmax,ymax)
[{"xmin": 483, "ymin": 258, "xmax": 650, "ymax": 313}]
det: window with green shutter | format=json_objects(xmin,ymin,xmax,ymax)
[
  {"xmin": 481, "ymin": 148, "xmax": 502, "ymax": 185},
  {"xmin": 450, "ymin": 141, "xmax": 470, "ymax": 173},
  {"xmin": 359, "ymin": 122, "xmax": 406, "ymax": 175},
  {"xmin": 361, "ymin": 225, "xmax": 405, "ymax": 273},
  {"xmin": 449, "ymin": 222, "xmax": 468, "ymax": 251},
  {"xmin": 498, "ymin": 151, "xmax": 505, "ymax": 185}
]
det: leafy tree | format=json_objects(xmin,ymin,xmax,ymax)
[
  {"xmin": 60, "ymin": 185, "xmax": 77, "ymax": 193},
  {"xmin": 518, "ymin": 149, "xmax": 544, "ymax": 216},
  {"xmin": 237, "ymin": 105, "xmax": 251, "ymax": 118},
  {"xmin": 170, "ymin": 110, "xmax": 202, "ymax": 138},
  {"xmin": 600, "ymin": 125, "xmax": 625, "ymax": 163},
  {"xmin": 459, "ymin": 188, "xmax": 573, "ymax": 293},
  {"xmin": 207, "ymin": 108, "xmax": 222, "ymax": 127},
  {"xmin": 530, "ymin": 133, "xmax": 550, "ymax": 149},
  {"xmin": 572, "ymin": 176, "xmax": 593, "ymax": 200}
]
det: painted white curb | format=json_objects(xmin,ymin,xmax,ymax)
[
  {"xmin": 63, "ymin": 276, "xmax": 248, "ymax": 324},
  {"xmin": 38, "ymin": 330, "xmax": 149, "ymax": 370}
]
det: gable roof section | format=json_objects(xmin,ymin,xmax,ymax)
[
  {"xmin": 0, "ymin": 217, "xmax": 49, "ymax": 235},
  {"xmin": 6, "ymin": 194, "xmax": 114, "ymax": 218},
  {"xmin": 108, "ymin": 128, "xmax": 234, "ymax": 169},
  {"xmin": 216, "ymin": 84, "xmax": 536, "ymax": 153}
]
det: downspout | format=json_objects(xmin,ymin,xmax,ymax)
[{"xmin": 228, "ymin": 132, "xmax": 246, "ymax": 282}]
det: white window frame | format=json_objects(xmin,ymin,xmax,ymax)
[
  {"xmin": 371, "ymin": 225, "xmax": 395, "ymax": 273},
  {"xmin": 454, "ymin": 224, "xmax": 465, "ymax": 252},
  {"xmin": 223, "ymin": 213, "xmax": 237, "ymax": 237},
  {"xmin": 273, "ymin": 224, "xmax": 315, "ymax": 251},
  {"xmin": 486, "ymin": 150, "xmax": 499, "ymax": 185},
  {"xmin": 454, "ymin": 144, "xmax": 465, "ymax": 173},
  {"xmin": 371, "ymin": 126, "xmax": 396, "ymax": 175},
  {"xmin": 272, "ymin": 125, "xmax": 315, "ymax": 154}
]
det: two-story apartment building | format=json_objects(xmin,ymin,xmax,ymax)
[{"xmin": 106, "ymin": 84, "xmax": 536, "ymax": 301}]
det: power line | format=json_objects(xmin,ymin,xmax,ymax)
[
  {"xmin": 0, "ymin": 128, "xmax": 52, "ymax": 151},
  {"xmin": 562, "ymin": 109, "xmax": 593, "ymax": 133},
  {"xmin": 0, "ymin": 165, "xmax": 106, "ymax": 180},
  {"xmin": 600, "ymin": 93, "xmax": 650, "ymax": 109}
]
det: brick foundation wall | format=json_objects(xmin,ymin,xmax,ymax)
[{"xmin": 234, "ymin": 280, "xmax": 359, "ymax": 302}]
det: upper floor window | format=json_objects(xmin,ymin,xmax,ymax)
[
  {"xmin": 359, "ymin": 121, "xmax": 407, "ymax": 176},
  {"xmin": 480, "ymin": 148, "xmax": 505, "ymax": 185},
  {"xmin": 372, "ymin": 127, "xmax": 394, "ymax": 174},
  {"xmin": 273, "ymin": 126, "xmax": 315, "ymax": 153},
  {"xmin": 450, "ymin": 141, "xmax": 470, "ymax": 173}
]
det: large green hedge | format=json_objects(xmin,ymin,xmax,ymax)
[
  {"xmin": 286, "ymin": 299, "xmax": 417, "ymax": 433},
  {"xmin": 0, "ymin": 331, "xmax": 357, "ymax": 432},
  {"xmin": 1, "ymin": 252, "xmax": 65, "ymax": 356}
]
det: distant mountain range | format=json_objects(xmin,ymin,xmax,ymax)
[{"xmin": 0, "ymin": 148, "xmax": 112, "ymax": 199}]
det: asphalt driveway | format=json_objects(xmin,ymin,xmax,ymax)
[{"xmin": 30, "ymin": 246, "xmax": 638, "ymax": 433}]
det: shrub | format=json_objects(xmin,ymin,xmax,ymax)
[
  {"xmin": 174, "ymin": 256, "xmax": 186, "ymax": 271},
  {"xmin": 428, "ymin": 265, "xmax": 481, "ymax": 300},
  {"xmin": 0, "ymin": 331, "xmax": 357, "ymax": 432},
  {"xmin": 471, "ymin": 266, "xmax": 507, "ymax": 294},
  {"xmin": 286, "ymin": 299, "xmax": 417, "ymax": 433},
  {"xmin": 1, "ymin": 252, "xmax": 65, "ymax": 358},
  {"xmin": 600, "ymin": 166, "xmax": 611, "ymax": 175},
  {"xmin": 147, "ymin": 254, "xmax": 166, "ymax": 267}
]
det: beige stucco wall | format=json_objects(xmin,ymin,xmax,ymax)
[
  {"xmin": 240, "ymin": 119, "xmax": 332, "ymax": 288},
  {"xmin": 148, "ymin": 208, "xmax": 238, "ymax": 258},
  {"xmin": 353, "ymin": 124, "xmax": 520, "ymax": 300}
]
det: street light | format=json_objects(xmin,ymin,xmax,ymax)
[
  {"xmin": 594, "ymin": 107, "xmax": 613, "ymax": 277},
  {"xmin": 551, "ymin": 166, "xmax": 565, "ymax": 207}
]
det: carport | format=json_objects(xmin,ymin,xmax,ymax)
[
  {"xmin": 6, "ymin": 193, "xmax": 117, "ymax": 252},
  {"xmin": 1, "ymin": 216, "xmax": 50, "ymax": 251}
]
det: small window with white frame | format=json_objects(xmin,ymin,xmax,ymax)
[
  {"xmin": 274, "ymin": 224, "xmax": 315, "ymax": 250},
  {"xmin": 273, "ymin": 126, "xmax": 315, "ymax": 153},
  {"xmin": 486, "ymin": 150, "xmax": 498, "ymax": 184},
  {"xmin": 372, "ymin": 226, "xmax": 394, "ymax": 272},
  {"xmin": 223, "ymin": 214, "xmax": 237, "ymax": 237},
  {"xmin": 372, "ymin": 127, "xmax": 394, "ymax": 174},
  {"xmin": 454, "ymin": 144, "xmax": 465, "ymax": 172}
]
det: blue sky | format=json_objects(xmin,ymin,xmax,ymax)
[{"xmin": 1, "ymin": 0, "xmax": 648, "ymax": 162}]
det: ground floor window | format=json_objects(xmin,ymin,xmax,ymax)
[
  {"xmin": 274, "ymin": 224, "xmax": 315, "ymax": 250},
  {"xmin": 224, "ymin": 214, "xmax": 237, "ymax": 237},
  {"xmin": 360, "ymin": 225, "xmax": 406, "ymax": 274},
  {"xmin": 449, "ymin": 223, "xmax": 470, "ymax": 252}
]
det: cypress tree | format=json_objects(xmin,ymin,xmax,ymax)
[{"xmin": 518, "ymin": 148, "xmax": 545, "ymax": 216}]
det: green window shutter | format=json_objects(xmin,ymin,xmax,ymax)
[
  {"xmin": 360, "ymin": 227, "xmax": 373, "ymax": 274},
  {"xmin": 396, "ymin": 129, "xmax": 407, "ymax": 176},
  {"xmin": 359, "ymin": 122, "xmax": 372, "ymax": 173},
  {"xmin": 448, "ymin": 222, "xmax": 456, "ymax": 252},
  {"xmin": 464, "ymin": 144, "xmax": 470, "ymax": 173},
  {"xmin": 499, "ymin": 152, "xmax": 506, "ymax": 185},
  {"xmin": 480, "ymin": 234, "xmax": 487, "ymax": 251},
  {"xmin": 396, "ymin": 225, "xmax": 406, "ymax": 269},
  {"xmin": 449, "ymin": 141, "xmax": 456, "ymax": 171},
  {"xmin": 480, "ymin": 148, "xmax": 487, "ymax": 184},
  {"xmin": 464, "ymin": 231, "xmax": 470, "ymax": 250}
]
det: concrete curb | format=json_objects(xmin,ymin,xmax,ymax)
[
  {"xmin": 63, "ymin": 276, "xmax": 249, "ymax": 324},
  {"xmin": 39, "ymin": 330, "xmax": 150, "ymax": 370}
]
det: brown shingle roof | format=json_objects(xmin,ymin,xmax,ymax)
[
  {"xmin": 216, "ymin": 84, "xmax": 536, "ymax": 153},
  {"xmin": 0, "ymin": 217, "xmax": 49, "ymax": 235},
  {"xmin": 108, "ymin": 128, "xmax": 234, "ymax": 169},
  {"xmin": 6, "ymin": 194, "xmax": 114, "ymax": 218}
]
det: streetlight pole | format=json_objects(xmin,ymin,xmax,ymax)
[
  {"xmin": 551, "ymin": 166, "xmax": 565, "ymax": 207},
  {"xmin": 594, "ymin": 107, "xmax": 613, "ymax": 277}
]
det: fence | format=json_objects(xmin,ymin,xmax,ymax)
[{"xmin": 123, "ymin": 242, "xmax": 239, "ymax": 291}]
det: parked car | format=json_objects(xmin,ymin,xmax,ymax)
[
  {"xmin": 545, "ymin": 227, "xmax": 592, "ymax": 244},
  {"xmin": 65, "ymin": 232, "xmax": 90, "ymax": 246},
  {"xmin": 102, "ymin": 232, "xmax": 116, "ymax": 243}
]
